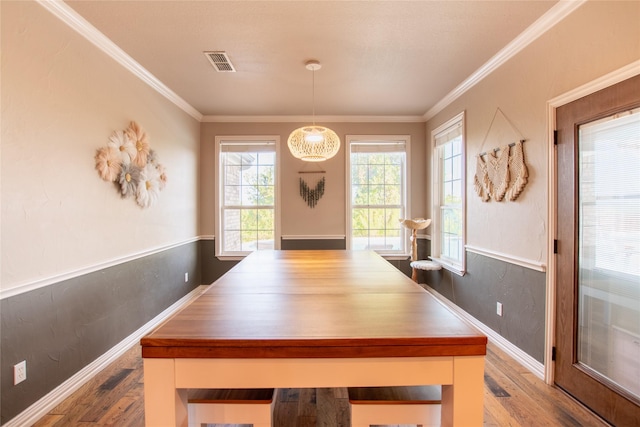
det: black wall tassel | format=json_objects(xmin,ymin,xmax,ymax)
[{"xmin": 299, "ymin": 177, "xmax": 325, "ymax": 208}]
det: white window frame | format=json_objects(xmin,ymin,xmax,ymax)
[
  {"xmin": 431, "ymin": 112, "xmax": 466, "ymax": 275},
  {"xmin": 345, "ymin": 135, "xmax": 411, "ymax": 258},
  {"xmin": 214, "ymin": 136, "xmax": 281, "ymax": 260}
]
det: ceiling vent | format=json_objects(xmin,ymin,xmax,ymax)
[{"xmin": 204, "ymin": 51, "xmax": 236, "ymax": 72}]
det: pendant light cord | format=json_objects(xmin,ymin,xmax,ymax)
[{"xmin": 311, "ymin": 67, "xmax": 316, "ymax": 126}]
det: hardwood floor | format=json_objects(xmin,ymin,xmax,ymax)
[{"xmin": 32, "ymin": 342, "xmax": 609, "ymax": 427}]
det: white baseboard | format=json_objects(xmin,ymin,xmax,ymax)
[
  {"xmin": 4, "ymin": 285, "xmax": 209, "ymax": 427},
  {"xmin": 423, "ymin": 286, "xmax": 545, "ymax": 380}
]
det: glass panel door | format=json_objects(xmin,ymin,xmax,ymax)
[
  {"xmin": 577, "ymin": 108, "xmax": 640, "ymax": 400},
  {"xmin": 555, "ymin": 74, "xmax": 640, "ymax": 426}
]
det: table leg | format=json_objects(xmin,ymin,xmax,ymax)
[
  {"xmin": 144, "ymin": 358, "xmax": 188, "ymax": 427},
  {"xmin": 441, "ymin": 356, "xmax": 485, "ymax": 426}
]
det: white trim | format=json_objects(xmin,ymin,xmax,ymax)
[
  {"xmin": 345, "ymin": 135, "xmax": 412, "ymax": 256},
  {"xmin": 35, "ymin": 0, "xmax": 203, "ymax": 122},
  {"xmin": 430, "ymin": 257, "xmax": 465, "ymax": 277},
  {"xmin": 214, "ymin": 135, "xmax": 282, "ymax": 257},
  {"xmin": 548, "ymin": 59, "xmax": 640, "ymax": 107},
  {"xmin": 0, "ymin": 237, "xmax": 200, "ymax": 300},
  {"xmin": 431, "ymin": 112, "xmax": 466, "ymax": 274},
  {"xmin": 384, "ymin": 255, "xmax": 411, "ymax": 261},
  {"xmin": 416, "ymin": 234, "xmax": 431, "ymax": 240},
  {"xmin": 544, "ymin": 60, "xmax": 640, "ymax": 385},
  {"xmin": 281, "ymin": 235, "xmax": 346, "ymax": 240},
  {"xmin": 465, "ymin": 245, "xmax": 546, "ymax": 273},
  {"xmin": 200, "ymin": 235, "xmax": 216, "ymax": 241},
  {"xmin": 424, "ymin": 286, "xmax": 545, "ymax": 380},
  {"xmin": 546, "ymin": 88, "xmax": 559, "ymax": 386},
  {"xmin": 2, "ymin": 284, "xmax": 209, "ymax": 427},
  {"xmin": 202, "ymin": 115, "xmax": 425, "ymax": 123},
  {"xmin": 38, "ymin": 0, "xmax": 587, "ymax": 125},
  {"xmin": 215, "ymin": 255, "xmax": 245, "ymax": 262},
  {"xmin": 38, "ymin": 0, "xmax": 588, "ymax": 126},
  {"xmin": 424, "ymin": 0, "xmax": 587, "ymax": 121}
]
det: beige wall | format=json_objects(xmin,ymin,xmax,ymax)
[
  {"xmin": 1, "ymin": 1, "xmax": 201, "ymax": 292},
  {"xmin": 200, "ymin": 121, "xmax": 426, "ymax": 239},
  {"xmin": 4, "ymin": 0, "xmax": 637, "ymax": 291},
  {"xmin": 426, "ymin": 0, "xmax": 640, "ymax": 265}
]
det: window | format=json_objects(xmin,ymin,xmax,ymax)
[
  {"xmin": 346, "ymin": 135, "xmax": 410, "ymax": 257},
  {"xmin": 432, "ymin": 112, "xmax": 465, "ymax": 274},
  {"xmin": 215, "ymin": 136, "xmax": 280, "ymax": 258}
]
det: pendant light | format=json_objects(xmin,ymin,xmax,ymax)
[{"xmin": 287, "ymin": 60, "xmax": 340, "ymax": 162}]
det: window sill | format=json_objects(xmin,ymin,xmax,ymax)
[
  {"xmin": 381, "ymin": 254, "xmax": 411, "ymax": 261},
  {"xmin": 216, "ymin": 255, "xmax": 247, "ymax": 261},
  {"xmin": 430, "ymin": 257, "xmax": 466, "ymax": 276}
]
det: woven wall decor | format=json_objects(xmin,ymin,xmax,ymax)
[
  {"xmin": 299, "ymin": 176, "xmax": 325, "ymax": 208},
  {"xmin": 475, "ymin": 145, "xmax": 510, "ymax": 202},
  {"xmin": 505, "ymin": 140, "xmax": 528, "ymax": 201},
  {"xmin": 474, "ymin": 108, "xmax": 528, "ymax": 202},
  {"xmin": 474, "ymin": 140, "xmax": 528, "ymax": 202}
]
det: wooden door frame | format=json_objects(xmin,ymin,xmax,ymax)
[{"xmin": 544, "ymin": 60, "xmax": 640, "ymax": 385}]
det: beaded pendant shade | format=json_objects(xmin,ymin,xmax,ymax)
[{"xmin": 288, "ymin": 60, "xmax": 340, "ymax": 162}]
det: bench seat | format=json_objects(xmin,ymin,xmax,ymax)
[
  {"xmin": 348, "ymin": 386, "xmax": 442, "ymax": 427},
  {"xmin": 187, "ymin": 388, "xmax": 275, "ymax": 427}
]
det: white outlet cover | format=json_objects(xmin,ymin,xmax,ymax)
[{"xmin": 14, "ymin": 360, "xmax": 26, "ymax": 385}]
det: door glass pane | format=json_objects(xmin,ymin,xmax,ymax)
[{"xmin": 577, "ymin": 108, "xmax": 640, "ymax": 399}]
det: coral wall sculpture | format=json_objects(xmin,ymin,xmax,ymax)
[{"xmin": 95, "ymin": 121, "xmax": 167, "ymax": 208}]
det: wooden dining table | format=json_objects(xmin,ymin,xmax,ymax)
[{"xmin": 141, "ymin": 249, "xmax": 487, "ymax": 426}]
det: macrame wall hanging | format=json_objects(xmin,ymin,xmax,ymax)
[
  {"xmin": 298, "ymin": 167, "xmax": 326, "ymax": 208},
  {"xmin": 474, "ymin": 108, "xmax": 528, "ymax": 202}
]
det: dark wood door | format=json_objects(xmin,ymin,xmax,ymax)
[{"xmin": 555, "ymin": 74, "xmax": 640, "ymax": 426}]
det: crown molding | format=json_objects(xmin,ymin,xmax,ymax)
[
  {"xmin": 423, "ymin": 0, "xmax": 587, "ymax": 121},
  {"xmin": 548, "ymin": 59, "xmax": 640, "ymax": 108},
  {"xmin": 36, "ymin": 0, "xmax": 203, "ymax": 122},
  {"xmin": 38, "ymin": 0, "xmax": 585, "ymax": 125},
  {"xmin": 201, "ymin": 115, "xmax": 425, "ymax": 123}
]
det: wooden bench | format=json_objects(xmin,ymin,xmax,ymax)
[
  {"xmin": 187, "ymin": 388, "xmax": 275, "ymax": 427},
  {"xmin": 348, "ymin": 386, "xmax": 442, "ymax": 427}
]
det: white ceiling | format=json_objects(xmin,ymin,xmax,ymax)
[{"xmin": 63, "ymin": 0, "xmax": 559, "ymax": 121}]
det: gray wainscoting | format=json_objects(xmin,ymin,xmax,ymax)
[
  {"xmin": 0, "ymin": 241, "xmax": 200, "ymax": 424},
  {"xmin": 1, "ymin": 239, "xmax": 546, "ymax": 424},
  {"xmin": 199, "ymin": 238, "xmax": 240, "ymax": 286},
  {"xmin": 418, "ymin": 250, "xmax": 546, "ymax": 363},
  {"xmin": 202, "ymin": 236, "xmax": 421, "ymax": 285},
  {"xmin": 280, "ymin": 238, "xmax": 346, "ymax": 251},
  {"xmin": 201, "ymin": 238, "xmax": 350, "ymax": 285}
]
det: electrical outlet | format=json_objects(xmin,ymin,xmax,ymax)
[
  {"xmin": 14, "ymin": 361, "xmax": 26, "ymax": 385},
  {"xmin": 184, "ymin": 272, "xmax": 189, "ymax": 283},
  {"xmin": 496, "ymin": 302, "xmax": 503, "ymax": 317}
]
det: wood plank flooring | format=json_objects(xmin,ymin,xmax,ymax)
[{"xmin": 32, "ymin": 342, "xmax": 609, "ymax": 427}]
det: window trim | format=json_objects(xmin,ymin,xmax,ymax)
[
  {"xmin": 431, "ymin": 112, "xmax": 466, "ymax": 275},
  {"xmin": 214, "ymin": 135, "xmax": 281, "ymax": 259},
  {"xmin": 345, "ymin": 134, "xmax": 411, "ymax": 258}
]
